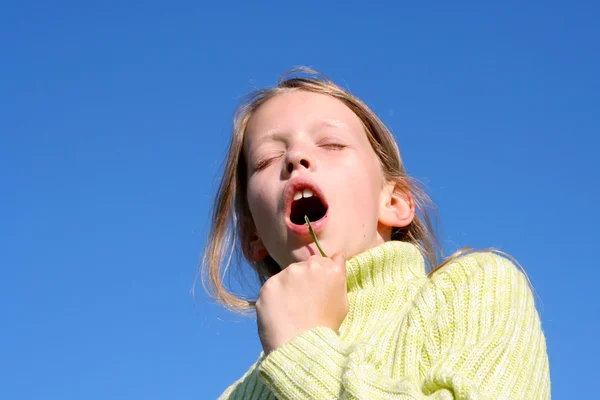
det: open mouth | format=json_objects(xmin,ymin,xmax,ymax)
[{"xmin": 290, "ymin": 188, "xmax": 328, "ymax": 226}]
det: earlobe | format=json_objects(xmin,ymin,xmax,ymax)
[
  {"xmin": 378, "ymin": 182, "xmax": 415, "ymax": 228},
  {"xmin": 248, "ymin": 235, "xmax": 268, "ymax": 262},
  {"xmin": 242, "ymin": 217, "xmax": 269, "ymax": 262}
]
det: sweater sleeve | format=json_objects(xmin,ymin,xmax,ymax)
[
  {"xmin": 257, "ymin": 253, "xmax": 550, "ymax": 399},
  {"xmin": 218, "ymin": 353, "xmax": 278, "ymax": 400}
]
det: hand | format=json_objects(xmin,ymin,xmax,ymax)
[{"xmin": 256, "ymin": 253, "xmax": 348, "ymax": 355}]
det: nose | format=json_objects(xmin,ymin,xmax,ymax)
[{"xmin": 285, "ymin": 148, "xmax": 312, "ymax": 175}]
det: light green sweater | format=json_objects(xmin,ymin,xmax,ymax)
[{"xmin": 219, "ymin": 241, "xmax": 550, "ymax": 399}]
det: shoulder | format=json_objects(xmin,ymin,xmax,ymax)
[
  {"xmin": 417, "ymin": 251, "xmax": 542, "ymax": 338},
  {"xmin": 430, "ymin": 250, "xmax": 529, "ymax": 289},
  {"xmin": 425, "ymin": 250, "xmax": 536, "ymax": 313}
]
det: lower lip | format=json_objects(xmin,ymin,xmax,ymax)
[{"xmin": 287, "ymin": 211, "xmax": 329, "ymax": 236}]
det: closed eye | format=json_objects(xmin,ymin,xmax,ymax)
[
  {"xmin": 320, "ymin": 143, "xmax": 347, "ymax": 150},
  {"xmin": 255, "ymin": 153, "xmax": 283, "ymax": 170}
]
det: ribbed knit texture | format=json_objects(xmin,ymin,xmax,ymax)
[{"xmin": 219, "ymin": 241, "xmax": 550, "ymax": 399}]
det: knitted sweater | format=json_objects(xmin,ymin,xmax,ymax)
[{"xmin": 219, "ymin": 241, "xmax": 550, "ymax": 399}]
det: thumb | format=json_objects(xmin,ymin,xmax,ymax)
[{"xmin": 331, "ymin": 252, "xmax": 346, "ymax": 267}]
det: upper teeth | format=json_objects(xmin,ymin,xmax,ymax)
[{"xmin": 293, "ymin": 188, "xmax": 313, "ymax": 201}]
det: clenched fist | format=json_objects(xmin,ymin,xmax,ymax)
[{"xmin": 256, "ymin": 253, "xmax": 348, "ymax": 355}]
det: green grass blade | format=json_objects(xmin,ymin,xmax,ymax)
[{"xmin": 304, "ymin": 215, "xmax": 327, "ymax": 257}]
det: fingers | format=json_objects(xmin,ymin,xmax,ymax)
[
  {"xmin": 331, "ymin": 252, "xmax": 346, "ymax": 267},
  {"xmin": 306, "ymin": 252, "xmax": 346, "ymax": 268}
]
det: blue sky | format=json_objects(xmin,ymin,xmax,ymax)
[{"xmin": 1, "ymin": 1, "xmax": 598, "ymax": 398}]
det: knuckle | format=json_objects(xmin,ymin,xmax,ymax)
[
  {"xmin": 287, "ymin": 263, "xmax": 302, "ymax": 274},
  {"xmin": 309, "ymin": 254, "xmax": 324, "ymax": 264},
  {"xmin": 331, "ymin": 263, "xmax": 344, "ymax": 274},
  {"xmin": 262, "ymin": 278, "xmax": 273, "ymax": 289},
  {"xmin": 259, "ymin": 279, "xmax": 275, "ymax": 295}
]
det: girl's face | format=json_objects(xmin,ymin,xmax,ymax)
[{"xmin": 244, "ymin": 90, "xmax": 407, "ymax": 269}]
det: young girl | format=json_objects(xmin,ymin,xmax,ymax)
[{"xmin": 203, "ymin": 68, "xmax": 550, "ymax": 399}]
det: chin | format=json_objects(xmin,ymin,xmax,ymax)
[{"xmin": 290, "ymin": 245, "xmax": 319, "ymax": 262}]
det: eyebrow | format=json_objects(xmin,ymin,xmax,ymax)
[
  {"xmin": 315, "ymin": 118, "xmax": 347, "ymax": 129},
  {"xmin": 252, "ymin": 131, "xmax": 288, "ymax": 149},
  {"xmin": 251, "ymin": 119, "xmax": 348, "ymax": 149}
]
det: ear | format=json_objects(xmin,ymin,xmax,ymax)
[
  {"xmin": 242, "ymin": 217, "xmax": 269, "ymax": 262},
  {"xmin": 247, "ymin": 234, "xmax": 268, "ymax": 262},
  {"xmin": 378, "ymin": 181, "xmax": 415, "ymax": 229}
]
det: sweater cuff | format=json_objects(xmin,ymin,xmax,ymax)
[{"xmin": 258, "ymin": 326, "xmax": 347, "ymax": 399}]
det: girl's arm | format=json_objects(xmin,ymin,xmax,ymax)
[{"xmin": 257, "ymin": 253, "xmax": 550, "ymax": 399}]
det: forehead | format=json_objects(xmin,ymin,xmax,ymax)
[{"xmin": 244, "ymin": 90, "xmax": 365, "ymax": 148}]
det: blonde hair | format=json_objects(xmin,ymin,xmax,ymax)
[{"xmin": 202, "ymin": 67, "xmax": 445, "ymax": 311}]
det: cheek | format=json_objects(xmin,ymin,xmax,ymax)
[
  {"xmin": 247, "ymin": 177, "xmax": 279, "ymax": 229},
  {"xmin": 334, "ymin": 159, "xmax": 382, "ymax": 216},
  {"xmin": 247, "ymin": 180, "xmax": 266, "ymax": 217},
  {"xmin": 331, "ymin": 167, "xmax": 379, "ymax": 211}
]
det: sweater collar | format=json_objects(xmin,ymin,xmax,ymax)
[{"xmin": 345, "ymin": 241, "xmax": 426, "ymax": 292}]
